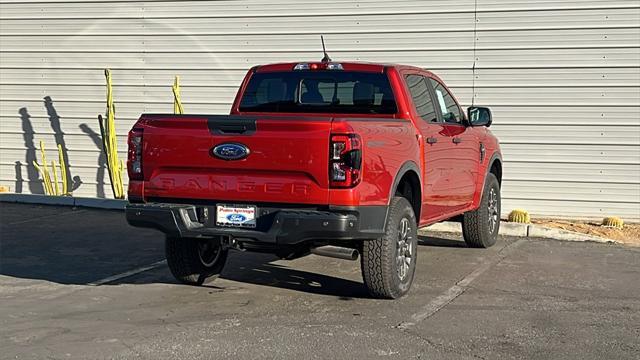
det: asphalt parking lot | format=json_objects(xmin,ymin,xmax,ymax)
[{"xmin": 1, "ymin": 202, "xmax": 639, "ymax": 360}]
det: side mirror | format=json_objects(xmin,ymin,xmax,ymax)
[{"xmin": 467, "ymin": 106, "xmax": 492, "ymax": 127}]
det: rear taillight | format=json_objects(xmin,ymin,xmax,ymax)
[
  {"xmin": 127, "ymin": 128, "xmax": 143, "ymax": 180},
  {"xmin": 330, "ymin": 134, "xmax": 362, "ymax": 188}
]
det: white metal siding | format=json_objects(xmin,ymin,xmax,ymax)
[{"xmin": 0, "ymin": 0, "xmax": 638, "ymax": 220}]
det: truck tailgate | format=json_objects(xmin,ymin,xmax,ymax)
[{"xmin": 140, "ymin": 115, "xmax": 332, "ymax": 204}]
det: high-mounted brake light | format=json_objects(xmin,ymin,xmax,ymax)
[
  {"xmin": 293, "ymin": 62, "xmax": 344, "ymax": 71},
  {"xmin": 329, "ymin": 134, "xmax": 362, "ymax": 188},
  {"xmin": 294, "ymin": 36, "xmax": 343, "ymax": 71},
  {"xmin": 127, "ymin": 128, "xmax": 144, "ymax": 180}
]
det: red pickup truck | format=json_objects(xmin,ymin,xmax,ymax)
[{"xmin": 126, "ymin": 61, "xmax": 502, "ymax": 299}]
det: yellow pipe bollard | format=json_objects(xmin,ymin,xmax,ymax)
[
  {"xmin": 173, "ymin": 75, "xmax": 184, "ymax": 114},
  {"xmin": 57, "ymin": 144, "xmax": 68, "ymax": 195},
  {"xmin": 32, "ymin": 162, "xmax": 50, "ymax": 195},
  {"xmin": 32, "ymin": 141, "xmax": 70, "ymax": 196},
  {"xmin": 52, "ymin": 160, "xmax": 60, "ymax": 195},
  {"xmin": 39, "ymin": 141, "xmax": 54, "ymax": 195},
  {"xmin": 101, "ymin": 69, "xmax": 125, "ymax": 199}
]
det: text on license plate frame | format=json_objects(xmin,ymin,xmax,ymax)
[{"xmin": 216, "ymin": 204, "xmax": 257, "ymax": 228}]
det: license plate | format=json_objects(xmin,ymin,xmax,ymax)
[{"xmin": 216, "ymin": 204, "xmax": 257, "ymax": 228}]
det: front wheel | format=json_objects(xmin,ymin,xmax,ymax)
[
  {"xmin": 361, "ymin": 196, "xmax": 418, "ymax": 299},
  {"xmin": 462, "ymin": 173, "xmax": 501, "ymax": 248},
  {"xmin": 165, "ymin": 236, "xmax": 228, "ymax": 285}
]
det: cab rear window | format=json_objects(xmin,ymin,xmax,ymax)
[{"xmin": 239, "ymin": 71, "xmax": 397, "ymax": 114}]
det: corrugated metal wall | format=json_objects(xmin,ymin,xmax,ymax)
[{"xmin": 1, "ymin": 0, "xmax": 639, "ymax": 220}]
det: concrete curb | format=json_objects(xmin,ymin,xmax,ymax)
[
  {"xmin": 0, "ymin": 193, "xmax": 126, "ymax": 210},
  {"xmin": 422, "ymin": 221, "xmax": 618, "ymax": 245}
]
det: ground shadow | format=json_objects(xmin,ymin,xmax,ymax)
[
  {"xmin": 18, "ymin": 107, "xmax": 44, "ymax": 194},
  {"xmin": 0, "ymin": 202, "xmax": 164, "ymax": 285},
  {"xmin": 219, "ymin": 255, "xmax": 369, "ymax": 298},
  {"xmin": 418, "ymin": 234, "xmax": 468, "ymax": 248},
  {"xmin": 79, "ymin": 123, "xmax": 107, "ymax": 198},
  {"xmin": 0, "ymin": 202, "xmax": 370, "ymax": 299},
  {"xmin": 1, "ymin": 203, "xmax": 469, "ymax": 299}
]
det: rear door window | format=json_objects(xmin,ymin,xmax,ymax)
[{"xmin": 239, "ymin": 71, "xmax": 397, "ymax": 114}]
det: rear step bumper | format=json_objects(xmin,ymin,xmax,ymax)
[{"xmin": 125, "ymin": 203, "xmax": 386, "ymax": 245}]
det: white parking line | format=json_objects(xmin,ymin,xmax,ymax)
[
  {"xmin": 398, "ymin": 239, "xmax": 524, "ymax": 329},
  {"xmin": 5, "ymin": 209, "xmax": 87, "ymax": 226},
  {"xmin": 87, "ymin": 260, "xmax": 167, "ymax": 286}
]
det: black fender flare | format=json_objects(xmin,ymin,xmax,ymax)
[
  {"xmin": 478, "ymin": 153, "xmax": 503, "ymax": 201},
  {"xmin": 389, "ymin": 160, "xmax": 422, "ymax": 202},
  {"xmin": 381, "ymin": 161, "xmax": 422, "ymax": 230},
  {"xmin": 487, "ymin": 153, "xmax": 502, "ymax": 183}
]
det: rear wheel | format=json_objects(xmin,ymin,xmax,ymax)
[
  {"xmin": 462, "ymin": 173, "xmax": 501, "ymax": 248},
  {"xmin": 361, "ymin": 196, "xmax": 418, "ymax": 299},
  {"xmin": 165, "ymin": 236, "xmax": 228, "ymax": 285}
]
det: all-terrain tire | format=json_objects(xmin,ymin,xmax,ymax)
[
  {"xmin": 165, "ymin": 236, "xmax": 228, "ymax": 285},
  {"xmin": 462, "ymin": 173, "xmax": 501, "ymax": 248},
  {"xmin": 361, "ymin": 196, "xmax": 418, "ymax": 299}
]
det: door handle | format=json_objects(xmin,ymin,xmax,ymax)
[
  {"xmin": 426, "ymin": 137, "xmax": 438, "ymax": 144},
  {"xmin": 452, "ymin": 137, "xmax": 462, "ymax": 144}
]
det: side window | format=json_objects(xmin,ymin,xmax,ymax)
[
  {"xmin": 405, "ymin": 75, "xmax": 438, "ymax": 123},
  {"xmin": 428, "ymin": 78, "xmax": 462, "ymax": 124}
]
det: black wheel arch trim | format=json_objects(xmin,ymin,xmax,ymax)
[
  {"xmin": 480, "ymin": 153, "xmax": 503, "ymax": 200},
  {"xmin": 384, "ymin": 160, "xmax": 422, "ymax": 231},
  {"xmin": 487, "ymin": 153, "xmax": 502, "ymax": 183}
]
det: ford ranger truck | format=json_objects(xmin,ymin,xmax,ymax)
[{"xmin": 125, "ymin": 61, "xmax": 502, "ymax": 299}]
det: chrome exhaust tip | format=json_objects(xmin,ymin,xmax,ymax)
[{"xmin": 310, "ymin": 245, "xmax": 359, "ymax": 261}]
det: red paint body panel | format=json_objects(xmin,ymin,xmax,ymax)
[
  {"xmin": 128, "ymin": 61, "xmax": 502, "ymax": 228},
  {"xmin": 139, "ymin": 115, "xmax": 332, "ymax": 204},
  {"xmin": 328, "ymin": 118, "xmax": 419, "ymax": 207}
]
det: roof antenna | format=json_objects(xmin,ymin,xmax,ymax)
[{"xmin": 320, "ymin": 35, "xmax": 331, "ymax": 63}]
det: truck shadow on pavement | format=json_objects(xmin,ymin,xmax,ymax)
[
  {"xmin": 417, "ymin": 234, "xmax": 468, "ymax": 248},
  {"xmin": 220, "ymin": 234, "xmax": 468, "ymax": 298},
  {"xmin": 219, "ymin": 254, "xmax": 370, "ymax": 299},
  {"xmin": 1, "ymin": 203, "xmax": 467, "ymax": 298}
]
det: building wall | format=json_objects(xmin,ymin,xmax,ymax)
[{"xmin": 1, "ymin": 0, "xmax": 639, "ymax": 219}]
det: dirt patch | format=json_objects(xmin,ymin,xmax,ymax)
[{"xmin": 531, "ymin": 219, "xmax": 640, "ymax": 246}]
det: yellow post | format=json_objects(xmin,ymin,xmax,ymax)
[
  {"xmin": 57, "ymin": 144, "xmax": 68, "ymax": 195},
  {"xmin": 173, "ymin": 75, "xmax": 184, "ymax": 114},
  {"xmin": 52, "ymin": 160, "xmax": 60, "ymax": 195},
  {"xmin": 38, "ymin": 141, "xmax": 53, "ymax": 195},
  {"xmin": 103, "ymin": 69, "xmax": 124, "ymax": 199},
  {"xmin": 32, "ymin": 161, "xmax": 49, "ymax": 195}
]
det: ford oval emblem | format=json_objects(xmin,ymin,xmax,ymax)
[
  {"xmin": 211, "ymin": 143, "xmax": 250, "ymax": 161},
  {"xmin": 226, "ymin": 213, "xmax": 247, "ymax": 223}
]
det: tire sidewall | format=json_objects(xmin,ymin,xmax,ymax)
[
  {"xmin": 481, "ymin": 175, "xmax": 501, "ymax": 246},
  {"xmin": 194, "ymin": 238, "xmax": 228, "ymax": 277},
  {"xmin": 165, "ymin": 236, "xmax": 228, "ymax": 286},
  {"xmin": 388, "ymin": 197, "xmax": 418, "ymax": 296}
]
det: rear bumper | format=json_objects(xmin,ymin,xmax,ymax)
[{"xmin": 125, "ymin": 202, "xmax": 386, "ymax": 245}]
